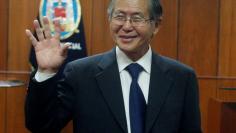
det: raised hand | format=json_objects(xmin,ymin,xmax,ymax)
[{"xmin": 26, "ymin": 16, "xmax": 70, "ymax": 74}]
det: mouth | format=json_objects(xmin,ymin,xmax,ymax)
[{"xmin": 118, "ymin": 35, "xmax": 138, "ymax": 43}]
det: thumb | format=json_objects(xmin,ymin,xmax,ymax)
[{"xmin": 60, "ymin": 42, "xmax": 71, "ymax": 57}]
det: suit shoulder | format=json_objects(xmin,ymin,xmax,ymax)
[
  {"xmin": 157, "ymin": 54, "xmax": 196, "ymax": 75},
  {"xmin": 62, "ymin": 53, "xmax": 104, "ymax": 79},
  {"xmin": 64, "ymin": 49, "xmax": 115, "ymax": 74},
  {"xmin": 68, "ymin": 53, "xmax": 104, "ymax": 68}
]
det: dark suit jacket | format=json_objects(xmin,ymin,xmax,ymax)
[{"xmin": 25, "ymin": 48, "xmax": 202, "ymax": 133}]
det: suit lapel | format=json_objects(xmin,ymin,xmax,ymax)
[
  {"xmin": 95, "ymin": 49, "xmax": 128, "ymax": 133},
  {"xmin": 94, "ymin": 50, "xmax": 174, "ymax": 133},
  {"xmin": 145, "ymin": 53, "xmax": 174, "ymax": 133}
]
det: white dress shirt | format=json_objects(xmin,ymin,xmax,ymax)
[
  {"xmin": 35, "ymin": 46, "xmax": 152, "ymax": 133},
  {"xmin": 116, "ymin": 46, "xmax": 151, "ymax": 133}
]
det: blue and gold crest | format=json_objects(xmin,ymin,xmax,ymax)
[{"xmin": 39, "ymin": 0, "xmax": 81, "ymax": 40}]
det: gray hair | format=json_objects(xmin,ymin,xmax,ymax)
[{"xmin": 107, "ymin": 0, "xmax": 163, "ymax": 22}]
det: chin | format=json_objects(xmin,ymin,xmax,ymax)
[{"xmin": 117, "ymin": 44, "xmax": 138, "ymax": 54}]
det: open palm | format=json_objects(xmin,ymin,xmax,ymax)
[{"xmin": 26, "ymin": 17, "xmax": 70, "ymax": 73}]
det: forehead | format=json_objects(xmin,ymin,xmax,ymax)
[{"xmin": 113, "ymin": 0, "xmax": 149, "ymax": 15}]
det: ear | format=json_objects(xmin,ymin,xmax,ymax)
[
  {"xmin": 153, "ymin": 26, "xmax": 159, "ymax": 35},
  {"xmin": 153, "ymin": 23, "xmax": 160, "ymax": 35},
  {"xmin": 153, "ymin": 17, "xmax": 163, "ymax": 35}
]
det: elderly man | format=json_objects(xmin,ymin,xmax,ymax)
[{"xmin": 25, "ymin": 0, "xmax": 202, "ymax": 133}]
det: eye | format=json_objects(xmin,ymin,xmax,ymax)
[
  {"xmin": 114, "ymin": 15, "xmax": 125, "ymax": 21},
  {"xmin": 131, "ymin": 17, "xmax": 144, "ymax": 22}
]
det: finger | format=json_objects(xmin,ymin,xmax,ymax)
[
  {"xmin": 53, "ymin": 18, "xmax": 61, "ymax": 40},
  {"xmin": 25, "ymin": 29, "xmax": 38, "ymax": 47},
  {"xmin": 42, "ymin": 16, "xmax": 52, "ymax": 39},
  {"xmin": 60, "ymin": 43, "xmax": 71, "ymax": 56},
  {"xmin": 33, "ymin": 20, "xmax": 45, "ymax": 41}
]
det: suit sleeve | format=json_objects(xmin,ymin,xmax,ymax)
[
  {"xmin": 25, "ymin": 64, "xmax": 75, "ymax": 133},
  {"xmin": 180, "ymin": 70, "xmax": 202, "ymax": 133}
]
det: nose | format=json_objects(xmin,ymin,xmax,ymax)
[{"xmin": 122, "ymin": 19, "xmax": 133, "ymax": 32}]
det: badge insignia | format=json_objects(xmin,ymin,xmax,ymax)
[{"xmin": 39, "ymin": 0, "xmax": 81, "ymax": 40}]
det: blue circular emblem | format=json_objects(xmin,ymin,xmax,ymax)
[{"xmin": 39, "ymin": 0, "xmax": 81, "ymax": 40}]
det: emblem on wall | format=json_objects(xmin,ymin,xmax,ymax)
[{"xmin": 39, "ymin": 0, "xmax": 82, "ymax": 40}]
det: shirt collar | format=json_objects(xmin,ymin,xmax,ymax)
[{"xmin": 116, "ymin": 46, "xmax": 152, "ymax": 74}]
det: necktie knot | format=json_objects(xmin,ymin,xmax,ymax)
[{"xmin": 125, "ymin": 63, "xmax": 143, "ymax": 80}]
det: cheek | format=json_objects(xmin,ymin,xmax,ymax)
[
  {"xmin": 110, "ymin": 24, "xmax": 120, "ymax": 35},
  {"xmin": 138, "ymin": 29, "xmax": 153, "ymax": 39}
]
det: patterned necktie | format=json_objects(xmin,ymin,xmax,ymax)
[{"xmin": 126, "ymin": 63, "xmax": 146, "ymax": 133}]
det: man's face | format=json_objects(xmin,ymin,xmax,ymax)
[{"xmin": 110, "ymin": 0, "xmax": 159, "ymax": 58}]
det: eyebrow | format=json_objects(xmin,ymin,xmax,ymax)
[{"xmin": 113, "ymin": 10, "xmax": 145, "ymax": 17}]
